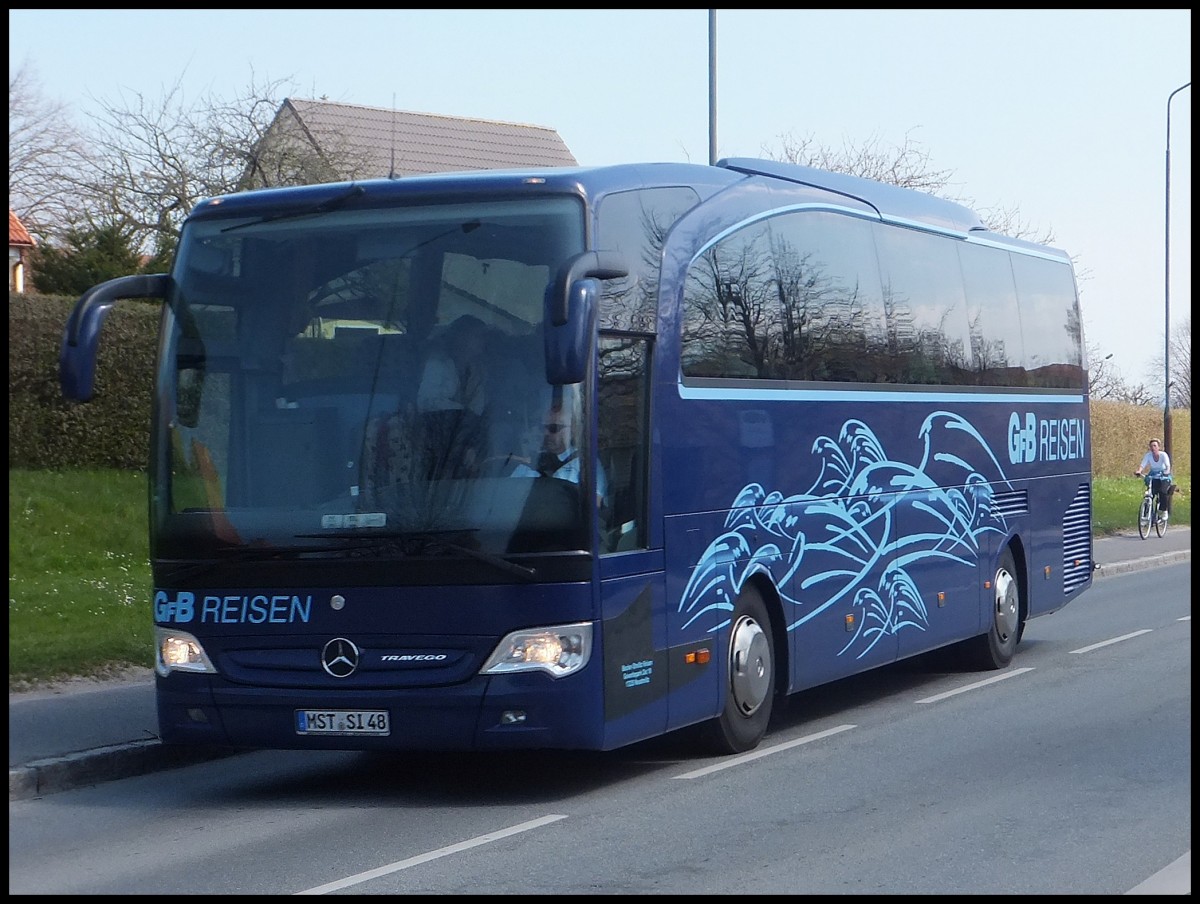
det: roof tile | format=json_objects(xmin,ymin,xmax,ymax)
[
  {"xmin": 283, "ymin": 99, "xmax": 578, "ymax": 177},
  {"xmin": 9, "ymin": 209, "xmax": 34, "ymax": 247}
]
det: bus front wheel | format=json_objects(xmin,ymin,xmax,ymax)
[{"xmin": 699, "ymin": 584, "xmax": 775, "ymax": 755}]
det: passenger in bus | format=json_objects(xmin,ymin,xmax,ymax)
[
  {"xmin": 417, "ymin": 314, "xmax": 491, "ymax": 416},
  {"xmin": 416, "ymin": 314, "xmax": 493, "ymax": 477}
]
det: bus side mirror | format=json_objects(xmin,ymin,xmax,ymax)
[
  {"xmin": 544, "ymin": 250, "xmax": 629, "ymax": 385},
  {"xmin": 60, "ymin": 273, "xmax": 169, "ymax": 401},
  {"xmin": 544, "ymin": 279, "xmax": 598, "ymax": 385}
]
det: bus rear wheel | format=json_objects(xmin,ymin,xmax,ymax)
[{"xmin": 699, "ymin": 584, "xmax": 775, "ymax": 755}]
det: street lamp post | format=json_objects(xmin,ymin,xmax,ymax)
[
  {"xmin": 1163, "ymin": 80, "xmax": 1190, "ymax": 454},
  {"xmin": 708, "ymin": 9, "xmax": 717, "ymax": 166}
]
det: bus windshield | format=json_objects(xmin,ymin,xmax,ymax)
[{"xmin": 155, "ymin": 196, "xmax": 592, "ymax": 561}]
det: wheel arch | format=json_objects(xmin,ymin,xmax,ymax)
[
  {"xmin": 743, "ymin": 569, "xmax": 790, "ymax": 699},
  {"xmin": 1005, "ymin": 532, "xmax": 1030, "ymax": 627}
]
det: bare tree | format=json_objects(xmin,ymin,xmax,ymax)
[
  {"xmin": 1149, "ymin": 315, "xmax": 1192, "ymax": 409},
  {"xmin": 971, "ymin": 201, "xmax": 1056, "ymax": 246},
  {"xmin": 1142, "ymin": 314, "xmax": 1190, "ymax": 405},
  {"xmin": 1078, "ymin": 338, "xmax": 1156, "ymax": 405},
  {"xmin": 68, "ymin": 70, "xmax": 373, "ymax": 258},
  {"xmin": 763, "ymin": 129, "xmax": 1056, "ymax": 245},
  {"xmin": 8, "ymin": 61, "xmax": 88, "ymax": 240},
  {"xmin": 1086, "ymin": 341, "xmax": 1128, "ymax": 400},
  {"xmin": 1169, "ymin": 316, "xmax": 1191, "ymax": 409},
  {"xmin": 232, "ymin": 96, "xmax": 374, "ymax": 191},
  {"xmin": 767, "ymin": 129, "xmax": 954, "ymax": 194},
  {"xmin": 1120, "ymin": 382, "xmax": 1159, "ymax": 407}
]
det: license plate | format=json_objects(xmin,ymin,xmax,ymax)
[{"xmin": 295, "ymin": 709, "xmax": 390, "ymax": 736}]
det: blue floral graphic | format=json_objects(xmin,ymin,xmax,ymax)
[{"xmin": 679, "ymin": 412, "xmax": 1013, "ymax": 659}]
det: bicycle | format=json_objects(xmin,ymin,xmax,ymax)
[{"xmin": 1136, "ymin": 474, "xmax": 1169, "ymax": 539}]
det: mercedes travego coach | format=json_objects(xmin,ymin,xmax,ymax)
[{"xmin": 59, "ymin": 158, "xmax": 1093, "ymax": 756}]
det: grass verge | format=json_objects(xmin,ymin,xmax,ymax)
[
  {"xmin": 1092, "ymin": 475, "xmax": 1190, "ymax": 535},
  {"xmin": 9, "ymin": 470, "xmax": 152, "ymax": 686}
]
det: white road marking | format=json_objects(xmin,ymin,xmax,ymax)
[
  {"xmin": 915, "ymin": 666, "xmax": 1035, "ymax": 704},
  {"xmin": 294, "ymin": 814, "xmax": 568, "ymax": 895},
  {"xmin": 1070, "ymin": 629, "xmax": 1154, "ymax": 654},
  {"xmin": 673, "ymin": 724, "xmax": 857, "ymax": 779}
]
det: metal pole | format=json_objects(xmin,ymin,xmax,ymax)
[
  {"xmin": 1164, "ymin": 81, "xmax": 1190, "ymax": 454},
  {"xmin": 709, "ymin": 10, "xmax": 717, "ymax": 166}
]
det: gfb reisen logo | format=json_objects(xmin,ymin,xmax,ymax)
[
  {"xmin": 321, "ymin": 638, "xmax": 360, "ymax": 678},
  {"xmin": 153, "ymin": 590, "xmax": 313, "ymax": 624},
  {"xmin": 1007, "ymin": 412, "xmax": 1087, "ymax": 465}
]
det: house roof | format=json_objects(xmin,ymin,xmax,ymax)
[
  {"xmin": 9, "ymin": 209, "xmax": 34, "ymax": 247},
  {"xmin": 282, "ymin": 98, "xmax": 578, "ymax": 178}
]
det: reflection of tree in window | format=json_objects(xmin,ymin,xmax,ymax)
[
  {"xmin": 960, "ymin": 242, "xmax": 1024, "ymax": 386},
  {"xmin": 597, "ymin": 188, "xmax": 698, "ymax": 333},
  {"xmin": 681, "ymin": 223, "xmax": 773, "ymax": 377},
  {"xmin": 767, "ymin": 213, "xmax": 883, "ymax": 384},
  {"xmin": 764, "ymin": 234, "xmax": 841, "ymax": 380},
  {"xmin": 875, "ymin": 225, "xmax": 975, "ymax": 385},
  {"xmin": 1012, "ymin": 254, "xmax": 1084, "ymax": 389},
  {"xmin": 597, "ymin": 335, "xmax": 649, "ymax": 551}
]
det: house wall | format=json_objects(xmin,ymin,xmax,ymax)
[{"xmin": 10, "ymin": 246, "xmax": 27, "ymax": 293}]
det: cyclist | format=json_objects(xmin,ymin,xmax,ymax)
[{"xmin": 1133, "ymin": 437, "xmax": 1173, "ymax": 524}]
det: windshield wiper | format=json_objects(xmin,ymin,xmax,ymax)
[
  {"xmin": 297, "ymin": 530, "xmax": 537, "ymax": 582},
  {"xmin": 221, "ymin": 184, "xmax": 366, "ymax": 233},
  {"xmin": 160, "ymin": 539, "xmax": 382, "ymax": 582}
]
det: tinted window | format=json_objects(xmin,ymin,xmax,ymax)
[
  {"xmin": 874, "ymin": 225, "xmax": 973, "ymax": 385},
  {"xmin": 680, "ymin": 220, "xmax": 775, "ymax": 378},
  {"xmin": 597, "ymin": 187, "xmax": 699, "ymax": 333},
  {"xmin": 959, "ymin": 241, "xmax": 1025, "ymax": 385},
  {"xmin": 681, "ymin": 209, "xmax": 1082, "ymax": 390},
  {"xmin": 1011, "ymin": 253, "xmax": 1085, "ymax": 389},
  {"xmin": 682, "ymin": 212, "xmax": 886, "ymax": 382}
]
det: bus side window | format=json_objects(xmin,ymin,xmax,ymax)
[
  {"xmin": 605, "ymin": 446, "xmax": 641, "ymax": 551},
  {"xmin": 598, "ymin": 334, "xmax": 650, "ymax": 553}
]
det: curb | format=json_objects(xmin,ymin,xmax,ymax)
[
  {"xmin": 1094, "ymin": 549, "xmax": 1191, "ymax": 578},
  {"xmin": 9, "ymin": 741, "xmax": 238, "ymax": 802}
]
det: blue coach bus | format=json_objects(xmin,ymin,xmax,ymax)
[{"xmin": 60, "ymin": 158, "xmax": 1093, "ymax": 755}]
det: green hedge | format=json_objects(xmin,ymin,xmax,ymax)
[
  {"xmin": 9, "ymin": 292, "xmax": 158, "ymax": 470},
  {"xmin": 8, "ymin": 291, "xmax": 1191, "ymax": 478}
]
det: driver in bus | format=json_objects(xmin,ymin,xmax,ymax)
[{"xmin": 509, "ymin": 402, "xmax": 608, "ymax": 508}]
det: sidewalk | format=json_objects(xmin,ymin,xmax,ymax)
[{"xmin": 10, "ymin": 528, "xmax": 1190, "ymax": 803}]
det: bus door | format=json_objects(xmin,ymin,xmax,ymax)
[{"xmin": 595, "ymin": 333, "xmax": 671, "ymax": 748}]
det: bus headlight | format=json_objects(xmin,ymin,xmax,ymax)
[
  {"xmin": 480, "ymin": 622, "xmax": 593, "ymax": 678},
  {"xmin": 154, "ymin": 626, "xmax": 217, "ymax": 677}
]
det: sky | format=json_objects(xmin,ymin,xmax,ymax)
[{"xmin": 9, "ymin": 9, "xmax": 1191, "ymax": 390}]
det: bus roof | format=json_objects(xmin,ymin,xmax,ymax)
[
  {"xmin": 718, "ymin": 157, "xmax": 986, "ymax": 234},
  {"xmin": 189, "ymin": 162, "xmax": 742, "ymax": 220},
  {"xmin": 189, "ymin": 157, "xmax": 1064, "ymax": 258}
]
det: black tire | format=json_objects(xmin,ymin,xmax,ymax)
[
  {"xmin": 1155, "ymin": 502, "xmax": 1168, "ymax": 537},
  {"xmin": 698, "ymin": 584, "xmax": 776, "ymax": 755},
  {"xmin": 1138, "ymin": 495, "xmax": 1153, "ymax": 539},
  {"xmin": 959, "ymin": 546, "xmax": 1022, "ymax": 670}
]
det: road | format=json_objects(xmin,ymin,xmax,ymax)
[{"xmin": 8, "ymin": 562, "xmax": 1189, "ymax": 894}]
